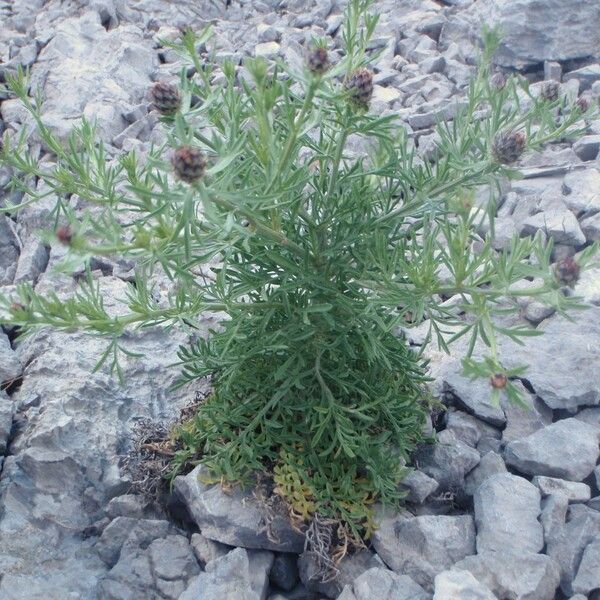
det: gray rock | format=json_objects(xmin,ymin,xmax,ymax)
[
  {"xmin": 574, "ymin": 266, "xmax": 600, "ymax": 306},
  {"xmin": 581, "ymin": 212, "xmax": 600, "ymax": 242},
  {"xmin": 0, "ymin": 391, "xmax": 15, "ymax": 455},
  {"xmin": 571, "ymin": 538, "xmax": 600, "ymax": 595},
  {"xmin": 474, "ymin": 473, "xmax": 543, "ymax": 554},
  {"xmin": 532, "ymin": 476, "xmax": 591, "ymax": 503},
  {"xmin": 563, "ymin": 63, "xmax": 600, "ymax": 92},
  {"xmin": 97, "ymin": 532, "xmax": 200, "ymax": 600},
  {"xmin": 341, "ymin": 567, "xmax": 431, "ymax": 600},
  {"xmin": 504, "ymin": 418, "xmax": 600, "ymax": 481},
  {"xmin": 498, "ymin": 309, "xmax": 600, "ymax": 411},
  {"xmin": 0, "ymin": 331, "xmax": 21, "ymax": 385},
  {"xmin": 401, "ymin": 469, "xmax": 439, "ymax": 504},
  {"xmin": 467, "ymin": 0, "xmax": 600, "ymax": 68},
  {"xmin": 433, "ymin": 569, "xmax": 496, "ymax": 600},
  {"xmin": 574, "ymin": 406, "xmax": 600, "ymax": 432},
  {"xmin": 105, "ymin": 494, "xmax": 149, "ymax": 519},
  {"xmin": 521, "ymin": 209, "xmax": 586, "ymax": 246},
  {"xmin": 190, "ymin": 532, "xmax": 230, "ymax": 567},
  {"xmin": 298, "ymin": 549, "xmax": 380, "ymax": 599},
  {"xmin": 454, "ymin": 551, "xmax": 560, "ymax": 600},
  {"xmin": 463, "ymin": 451, "xmax": 507, "ymax": 496},
  {"xmin": 562, "ymin": 169, "xmax": 600, "ymax": 216},
  {"xmin": 270, "ymin": 553, "xmax": 299, "ymax": 592},
  {"xmin": 372, "ymin": 512, "xmax": 476, "ymax": 591},
  {"xmin": 445, "ymin": 410, "xmax": 499, "ymax": 448},
  {"xmin": 180, "ymin": 548, "xmax": 274, "ymax": 600},
  {"xmin": 501, "ymin": 386, "xmax": 552, "ymax": 444},
  {"xmin": 546, "ymin": 505, "xmax": 600, "ymax": 595},
  {"xmin": 573, "ymin": 134, "xmax": 600, "ymax": 161},
  {"xmin": 540, "ymin": 493, "xmax": 569, "ymax": 546},
  {"xmin": 443, "ymin": 373, "xmax": 506, "ymax": 426},
  {"xmin": 13, "ymin": 236, "xmax": 48, "ymax": 284},
  {"xmin": 173, "ymin": 464, "xmax": 305, "ymax": 553},
  {"xmin": 0, "ymin": 215, "xmax": 19, "ymax": 285},
  {"xmin": 96, "ymin": 517, "xmax": 172, "ymax": 567},
  {"xmin": 412, "ymin": 430, "xmax": 480, "ymax": 491}
]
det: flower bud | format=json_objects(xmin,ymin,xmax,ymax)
[
  {"xmin": 490, "ymin": 373, "xmax": 508, "ymax": 389},
  {"xmin": 172, "ymin": 145, "xmax": 207, "ymax": 183},
  {"xmin": 345, "ymin": 68, "xmax": 374, "ymax": 108},
  {"xmin": 10, "ymin": 302, "xmax": 26, "ymax": 313},
  {"xmin": 554, "ymin": 255, "xmax": 580, "ymax": 285},
  {"xmin": 575, "ymin": 96, "xmax": 591, "ymax": 113},
  {"xmin": 540, "ymin": 80, "xmax": 560, "ymax": 102},
  {"xmin": 307, "ymin": 47, "xmax": 329, "ymax": 75},
  {"xmin": 490, "ymin": 71, "xmax": 507, "ymax": 90},
  {"xmin": 150, "ymin": 82, "xmax": 181, "ymax": 116},
  {"xmin": 56, "ymin": 225, "xmax": 73, "ymax": 245},
  {"xmin": 492, "ymin": 130, "xmax": 526, "ymax": 164}
]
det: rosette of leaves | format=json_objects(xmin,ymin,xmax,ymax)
[{"xmin": 0, "ymin": 0, "xmax": 598, "ymax": 544}]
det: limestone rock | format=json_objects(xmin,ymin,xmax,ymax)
[
  {"xmin": 504, "ymin": 419, "xmax": 600, "ymax": 481},
  {"xmin": 433, "ymin": 569, "xmax": 496, "ymax": 600},
  {"xmin": 173, "ymin": 465, "xmax": 305, "ymax": 553}
]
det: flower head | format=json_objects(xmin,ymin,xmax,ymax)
[
  {"xmin": 490, "ymin": 373, "xmax": 508, "ymax": 389},
  {"xmin": 307, "ymin": 47, "xmax": 329, "ymax": 75},
  {"xmin": 172, "ymin": 146, "xmax": 207, "ymax": 183},
  {"xmin": 345, "ymin": 68, "xmax": 374, "ymax": 108},
  {"xmin": 492, "ymin": 130, "xmax": 527, "ymax": 164},
  {"xmin": 150, "ymin": 82, "xmax": 181, "ymax": 116},
  {"xmin": 554, "ymin": 255, "xmax": 580, "ymax": 286}
]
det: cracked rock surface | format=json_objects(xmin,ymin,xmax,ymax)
[{"xmin": 1, "ymin": 0, "xmax": 600, "ymax": 599}]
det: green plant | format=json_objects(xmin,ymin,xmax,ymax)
[{"xmin": 0, "ymin": 0, "xmax": 598, "ymax": 545}]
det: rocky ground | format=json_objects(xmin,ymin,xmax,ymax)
[{"xmin": 1, "ymin": 0, "xmax": 600, "ymax": 599}]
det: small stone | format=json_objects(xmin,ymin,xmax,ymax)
[
  {"xmin": 298, "ymin": 549, "xmax": 380, "ymax": 598},
  {"xmin": 546, "ymin": 505, "xmax": 600, "ymax": 595},
  {"xmin": 270, "ymin": 553, "xmax": 298, "ymax": 592},
  {"xmin": 563, "ymin": 63, "xmax": 600, "ymax": 91},
  {"xmin": 179, "ymin": 548, "xmax": 274, "ymax": 600},
  {"xmin": 474, "ymin": 473, "xmax": 543, "ymax": 554},
  {"xmin": 540, "ymin": 493, "xmax": 569, "ymax": 546},
  {"xmin": 372, "ymin": 512, "xmax": 476, "ymax": 591},
  {"xmin": 533, "ymin": 476, "xmax": 591, "ymax": 503},
  {"xmin": 401, "ymin": 469, "xmax": 439, "ymax": 504},
  {"xmin": 544, "ymin": 61, "xmax": 562, "ymax": 82},
  {"xmin": 521, "ymin": 210, "xmax": 586, "ymax": 246},
  {"xmin": 433, "ymin": 569, "xmax": 496, "ymax": 600},
  {"xmin": 106, "ymin": 495, "xmax": 148, "ymax": 519},
  {"xmin": 573, "ymin": 134, "xmax": 600, "ymax": 161},
  {"xmin": 463, "ymin": 451, "xmax": 507, "ymax": 497},
  {"xmin": 454, "ymin": 551, "xmax": 560, "ymax": 600},
  {"xmin": 572, "ymin": 538, "xmax": 600, "ymax": 595},
  {"xmin": 412, "ymin": 429, "xmax": 480, "ymax": 491},
  {"xmin": 149, "ymin": 535, "xmax": 200, "ymax": 582},
  {"xmin": 580, "ymin": 212, "xmax": 600, "ymax": 242},
  {"xmin": 190, "ymin": 533, "xmax": 229, "ymax": 567},
  {"xmin": 504, "ymin": 418, "xmax": 600, "ymax": 481},
  {"xmin": 562, "ymin": 169, "xmax": 600, "ymax": 216},
  {"xmin": 501, "ymin": 384, "xmax": 552, "ymax": 444},
  {"xmin": 255, "ymin": 42, "xmax": 281, "ymax": 59},
  {"xmin": 445, "ymin": 410, "xmax": 501, "ymax": 448},
  {"xmin": 443, "ymin": 373, "xmax": 506, "ymax": 426},
  {"xmin": 344, "ymin": 567, "xmax": 431, "ymax": 600},
  {"xmin": 173, "ymin": 465, "xmax": 305, "ymax": 552},
  {"xmin": 0, "ymin": 332, "xmax": 21, "ymax": 386}
]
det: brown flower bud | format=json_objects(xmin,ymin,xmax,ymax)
[
  {"xmin": 492, "ymin": 130, "xmax": 527, "ymax": 164},
  {"xmin": 554, "ymin": 255, "xmax": 580, "ymax": 286},
  {"xmin": 490, "ymin": 71, "xmax": 508, "ymax": 90},
  {"xmin": 10, "ymin": 302, "xmax": 26, "ymax": 312},
  {"xmin": 172, "ymin": 145, "xmax": 207, "ymax": 183},
  {"xmin": 490, "ymin": 373, "xmax": 508, "ymax": 389},
  {"xmin": 575, "ymin": 96, "xmax": 590, "ymax": 113},
  {"xmin": 56, "ymin": 225, "xmax": 73, "ymax": 245},
  {"xmin": 307, "ymin": 47, "xmax": 329, "ymax": 75},
  {"xmin": 150, "ymin": 82, "xmax": 181, "ymax": 116},
  {"xmin": 345, "ymin": 68, "xmax": 374, "ymax": 108},
  {"xmin": 540, "ymin": 80, "xmax": 560, "ymax": 102}
]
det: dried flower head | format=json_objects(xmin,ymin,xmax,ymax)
[
  {"xmin": 490, "ymin": 373, "xmax": 508, "ymax": 389},
  {"xmin": 554, "ymin": 255, "xmax": 580, "ymax": 286},
  {"xmin": 490, "ymin": 71, "xmax": 508, "ymax": 90},
  {"xmin": 172, "ymin": 145, "xmax": 207, "ymax": 183},
  {"xmin": 575, "ymin": 96, "xmax": 591, "ymax": 113},
  {"xmin": 307, "ymin": 47, "xmax": 330, "ymax": 75},
  {"xmin": 150, "ymin": 82, "xmax": 181, "ymax": 115},
  {"xmin": 492, "ymin": 130, "xmax": 527, "ymax": 164},
  {"xmin": 540, "ymin": 80, "xmax": 560, "ymax": 102},
  {"xmin": 56, "ymin": 225, "xmax": 73, "ymax": 245},
  {"xmin": 345, "ymin": 68, "xmax": 374, "ymax": 108}
]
